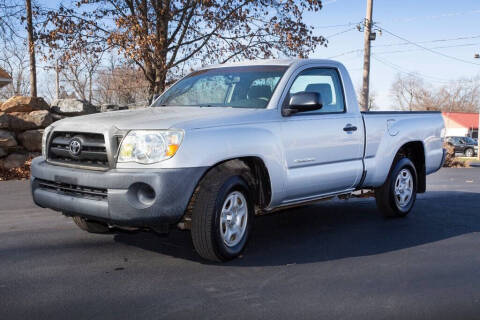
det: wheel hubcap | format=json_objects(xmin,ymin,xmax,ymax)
[
  {"xmin": 220, "ymin": 191, "xmax": 248, "ymax": 247},
  {"xmin": 394, "ymin": 168, "xmax": 413, "ymax": 208}
]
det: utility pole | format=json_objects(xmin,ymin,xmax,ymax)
[
  {"xmin": 475, "ymin": 54, "xmax": 479, "ymax": 160},
  {"xmin": 360, "ymin": 0, "xmax": 373, "ymax": 112},
  {"xmin": 25, "ymin": 0, "xmax": 37, "ymax": 97}
]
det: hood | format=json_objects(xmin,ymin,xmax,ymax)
[{"xmin": 51, "ymin": 106, "xmax": 276, "ymax": 133}]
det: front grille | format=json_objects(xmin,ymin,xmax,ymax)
[
  {"xmin": 48, "ymin": 132, "xmax": 109, "ymax": 170},
  {"xmin": 37, "ymin": 179, "xmax": 107, "ymax": 201}
]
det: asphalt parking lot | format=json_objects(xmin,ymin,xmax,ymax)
[{"xmin": 1, "ymin": 168, "xmax": 480, "ymax": 319}]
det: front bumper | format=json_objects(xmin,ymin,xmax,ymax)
[{"xmin": 30, "ymin": 157, "xmax": 208, "ymax": 227}]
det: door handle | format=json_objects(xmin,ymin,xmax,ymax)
[{"xmin": 343, "ymin": 124, "xmax": 357, "ymax": 132}]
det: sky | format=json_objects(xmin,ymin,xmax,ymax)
[
  {"xmin": 304, "ymin": 0, "xmax": 480, "ymax": 109},
  {"xmin": 36, "ymin": 0, "xmax": 480, "ymax": 109}
]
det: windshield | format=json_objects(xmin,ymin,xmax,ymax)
[
  {"xmin": 465, "ymin": 137, "xmax": 476, "ymax": 144},
  {"xmin": 153, "ymin": 66, "xmax": 287, "ymax": 109}
]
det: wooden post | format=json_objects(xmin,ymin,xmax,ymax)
[{"xmin": 360, "ymin": 0, "xmax": 373, "ymax": 112}]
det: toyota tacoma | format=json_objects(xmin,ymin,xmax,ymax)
[{"xmin": 31, "ymin": 59, "xmax": 445, "ymax": 262}]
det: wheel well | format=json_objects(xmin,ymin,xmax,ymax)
[
  {"xmin": 236, "ymin": 157, "xmax": 272, "ymax": 209},
  {"xmin": 395, "ymin": 141, "xmax": 426, "ymax": 193},
  {"xmin": 197, "ymin": 157, "xmax": 272, "ymax": 210}
]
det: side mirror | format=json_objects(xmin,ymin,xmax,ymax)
[{"xmin": 283, "ymin": 92, "xmax": 323, "ymax": 116}]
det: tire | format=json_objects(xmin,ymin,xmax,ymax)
[
  {"xmin": 72, "ymin": 216, "xmax": 110, "ymax": 233},
  {"xmin": 190, "ymin": 162, "xmax": 254, "ymax": 262},
  {"xmin": 375, "ymin": 157, "xmax": 417, "ymax": 218},
  {"xmin": 465, "ymin": 148, "xmax": 474, "ymax": 157}
]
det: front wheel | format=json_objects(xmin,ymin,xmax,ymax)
[
  {"xmin": 465, "ymin": 148, "xmax": 474, "ymax": 157},
  {"xmin": 375, "ymin": 158, "xmax": 417, "ymax": 218},
  {"xmin": 190, "ymin": 163, "xmax": 254, "ymax": 262}
]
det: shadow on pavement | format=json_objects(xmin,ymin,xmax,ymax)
[{"xmin": 114, "ymin": 191, "xmax": 480, "ymax": 266}]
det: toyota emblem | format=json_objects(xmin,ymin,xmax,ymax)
[{"xmin": 68, "ymin": 138, "xmax": 82, "ymax": 156}]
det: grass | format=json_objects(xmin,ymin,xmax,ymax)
[{"xmin": 454, "ymin": 157, "xmax": 480, "ymax": 167}]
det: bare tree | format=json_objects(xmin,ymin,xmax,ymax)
[
  {"xmin": 436, "ymin": 77, "xmax": 480, "ymax": 113},
  {"xmin": 391, "ymin": 73, "xmax": 480, "ymax": 112},
  {"xmin": 0, "ymin": 0, "xmax": 23, "ymax": 37},
  {"xmin": 390, "ymin": 74, "xmax": 431, "ymax": 111},
  {"xmin": 0, "ymin": 36, "xmax": 30, "ymax": 99},
  {"xmin": 0, "ymin": 0, "xmax": 42, "ymax": 98},
  {"xmin": 94, "ymin": 64, "xmax": 150, "ymax": 106},
  {"xmin": 357, "ymin": 85, "xmax": 377, "ymax": 111},
  {"xmin": 60, "ymin": 53, "xmax": 103, "ymax": 102},
  {"xmin": 41, "ymin": 0, "xmax": 325, "ymax": 98}
]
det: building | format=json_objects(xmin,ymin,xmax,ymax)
[
  {"xmin": 442, "ymin": 112, "xmax": 479, "ymax": 139},
  {"xmin": 0, "ymin": 68, "xmax": 12, "ymax": 88}
]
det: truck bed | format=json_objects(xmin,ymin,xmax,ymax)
[{"xmin": 361, "ymin": 111, "xmax": 444, "ymax": 188}]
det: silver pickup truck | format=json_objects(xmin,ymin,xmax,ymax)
[{"xmin": 31, "ymin": 59, "xmax": 445, "ymax": 262}]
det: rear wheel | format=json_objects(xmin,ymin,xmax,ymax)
[
  {"xmin": 72, "ymin": 216, "xmax": 110, "ymax": 233},
  {"xmin": 190, "ymin": 162, "xmax": 254, "ymax": 262},
  {"xmin": 375, "ymin": 158, "xmax": 417, "ymax": 218}
]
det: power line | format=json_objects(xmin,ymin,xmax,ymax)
[
  {"xmin": 388, "ymin": 9, "xmax": 480, "ymax": 24},
  {"xmin": 373, "ymin": 34, "xmax": 480, "ymax": 48},
  {"xmin": 328, "ymin": 49, "xmax": 363, "ymax": 59},
  {"xmin": 378, "ymin": 26, "xmax": 480, "ymax": 66},
  {"xmin": 329, "ymin": 34, "xmax": 480, "ymax": 59},
  {"xmin": 317, "ymin": 22, "xmax": 359, "ymax": 29},
  {"xmin": 325, "ymin": 26, "xmax": 357, "ymax": 40},
  {"xmin": 374, "ymin": 42, "xmax": 480, "ymax": 55},
  {"xmin": 371, "ymin": 54, "xmax": 452, "ymax": 84},
  {"xmin": 323, "ymin": 0, "xmax": 341, "ymax": 5}
]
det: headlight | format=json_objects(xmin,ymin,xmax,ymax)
[
  {"xmin": 117, "ymin": 130, "xmax": 184, "ymax": 164},
  {"xmin": 42, "ymin": 125, "xmax": 54, "ymax": 158}
]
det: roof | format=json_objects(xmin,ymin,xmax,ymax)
[
  {"xmin": 442, "ymin": 112, "xmax": 479, "ymax": 129},
  {"xmin": 0, "ymin": 68, "xmax": 12, "ymax": 88},
  {"xmin": 0, "ymin": 68, "xmax": 11, "ymax": 80},
  {"xmin": 203, "ymin": 58, "xmax": 341, "ymax": 69}
]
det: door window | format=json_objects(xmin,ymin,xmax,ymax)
[{"xmin": 287, "ymin": 68, "xmax": 345, "ymax": 113}]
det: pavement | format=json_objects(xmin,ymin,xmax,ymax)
[{"xmin": 1, "ymin": 168, "xmax": 480, "ymax": 320}]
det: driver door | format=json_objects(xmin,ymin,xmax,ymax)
[{"xmin": 280, "ymin": 67, "xmax": 364, "ymax": 203}]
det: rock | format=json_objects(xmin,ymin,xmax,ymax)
[
  {"xmin": 50, "ymin": 99, "xmax": 98, "ymax": 116},
  {"xmin": 0, "ymin": 96, "xmax": 49, "ymax": 113},
  {"xmin": 1, "ymin": 152, "xmax": 27, "ymax": 169},
  {"xmin": 0, "ymin": 112, "xmax": 8, "ymax": 129},
  {"xmin": 8, "ymin": 110, "xmax": 53, "ymax": 131},
  {"xmin": 0, "ymin": 148, "xmax": 7, "ymax": 158},
  {"xmin": 50, "ymin": 112, "xmax": 66, "ymax": 121},
  {"xmin": 18, "ymin": 129, "xmax": 43, "ymax": 152},
  {"xmin": 100, "ymin": 104, "xmax": 129, "ymax": 112},
  {"xmin": 28, "ymin": 151, "xmax": 41, "ymax": 158},
  {"xmin": 100, "ymin": 104, "xmax": 117, "ymax": 112},
  {"xmin": 0, "ymin": 130, "xmax": 17, "ymax": 148}
]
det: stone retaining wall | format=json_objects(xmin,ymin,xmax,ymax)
[
  {"xmin": 0, "ymin": 96, "xmax": 146, "ymax": 179},
  {"xmin": 0, "ymin": 96, "xmax": 52, "ymax": 171}
]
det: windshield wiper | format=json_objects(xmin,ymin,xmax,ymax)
[{"xmin": 198, "ymin": 104, "xmax": 220, "ymax": 108}]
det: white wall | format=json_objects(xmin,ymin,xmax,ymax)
[{"xmin": 445, "ymin": 127, "xmax": 468, "ymax": 137}]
